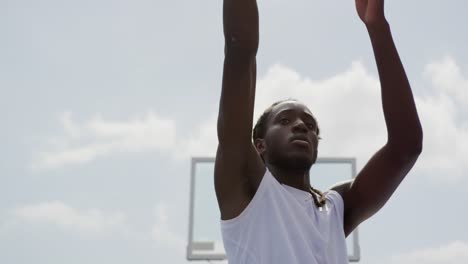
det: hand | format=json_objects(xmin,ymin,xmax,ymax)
[{"xmin": 355, "ymin": 0, "xmax": 387, "ymax": 28}]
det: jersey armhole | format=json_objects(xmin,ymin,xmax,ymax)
[{"xmin": 221, "ymin": 168, "xmax": 271, "ymax": 228}]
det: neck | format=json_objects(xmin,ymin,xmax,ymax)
[{"xmin": 266, "ymin": 163, "xmax": 311, "ymax": 192}]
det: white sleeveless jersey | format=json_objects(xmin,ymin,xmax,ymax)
[{"xmin": 221, "ymin": 168, "xmax": 349, "ymax": 264}]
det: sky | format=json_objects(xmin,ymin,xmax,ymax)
[{"xmin": 1, "ymin": 0, "xmax": 467, "ymax": 263}]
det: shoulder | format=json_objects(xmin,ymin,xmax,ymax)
[
  {"xmin": 329, "ymin": 179, "xmax": 353, "ymax": 198},
  {"xmin": 324, "ymin": 189, "xmax": 345, "ymax": 213},
  {"xmin": 327, "ymin": 180, "xmax": 353, "ymax": 218},
  {"xmin": 328, "ymin": 179, "xmax": 356, "ymax": 237}
]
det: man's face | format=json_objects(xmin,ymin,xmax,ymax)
[{"xmin": 259, "ymin": 101, "xmax": 320, "ymax": 171}]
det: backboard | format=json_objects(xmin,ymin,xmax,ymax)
[{"xmin": 187, "ymin": 157, "xmax": 361, "ymax": 262}]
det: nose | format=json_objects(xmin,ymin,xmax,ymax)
[{"xmin": 292, "ymin": 119, "xmax": 308, "ymax": 133}]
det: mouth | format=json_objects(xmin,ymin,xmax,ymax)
[
  {"xmin": 290, "ymin": 139, "xmax": 310, "ymax": 147},
  {"xmin": 289, "ymin": 135, "xmax": 311, "ymax": 147}
]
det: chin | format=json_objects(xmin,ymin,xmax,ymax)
[{"xmin": 282, "ymin": 154, "xmax": 313, "ymax": 172}]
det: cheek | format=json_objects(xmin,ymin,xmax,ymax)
[
  {"xmin": 266, "ymin": 129, "xmax": 287, "ymax": 147},
  {"xmin": 264, "ymin": 135, "xmax": 276, "ymax": 150}
]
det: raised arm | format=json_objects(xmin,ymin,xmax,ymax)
[
  {"xmin": 214, "ymin": 0, "xmax": 266, "ymax": 220},
  {"xmin": 332, "ymin": 0, "xmax": 423, "ymax": 236}
]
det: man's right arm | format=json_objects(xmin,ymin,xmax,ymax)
[{"xmin": 215, "ymin": 0, "xmax": 266, "ymax": 220}]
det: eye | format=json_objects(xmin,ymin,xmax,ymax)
[
  {"xmin": 280, "ymin": 118, "xmax": 290, "ymax": 125},
  {"xmin": 306, "ymin": 123, "xmax": 315, "ymax": 129}
]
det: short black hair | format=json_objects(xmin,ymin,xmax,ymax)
[{"xmin": 252, "ymin": 99, "xmax": 320, "ymax": 141}]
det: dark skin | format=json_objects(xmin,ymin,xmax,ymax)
[
  {"xmin": 255, "ymin": 101, "xmax": 320, "ymax": 191},
  {"xmin": 215, "ymin": 0, "xmax": 423, "ymax": 238}
]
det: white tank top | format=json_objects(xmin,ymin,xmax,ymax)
[{"xmin": 221, "ymin": 168, "xmax": 348, "ymax": 264}]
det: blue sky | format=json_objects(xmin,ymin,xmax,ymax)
[{"xmin": 1, "ymin": 0, "xmax": 467, "ymax": 263}]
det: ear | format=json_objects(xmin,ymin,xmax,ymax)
[{"xmin": 254, "ymin": 138, "xmax": 266, "ymax": 156}]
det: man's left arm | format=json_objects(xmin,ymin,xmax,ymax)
[{"xmin": 332, "ymin": 0, "xmax": 423, "ymax": 237}]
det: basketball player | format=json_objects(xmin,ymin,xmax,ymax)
[{"xmin": 215, "ymin": 0, "xmax": 423, "ymax": 263}]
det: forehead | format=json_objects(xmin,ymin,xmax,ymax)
[{"xmin": 270, "ymin": 101, "xmax": 315, "ymax": 119}]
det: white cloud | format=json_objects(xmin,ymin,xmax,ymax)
[
  {"xmin": 151, "ymin": 203, "xmax": 185, "ymax": 252},
  {"xmin": 415, "ymin": 94, "xmax": 468, "ymax": 183},
  {"xmin": 14, "ymin": 201, "xmax": 128, "ymax": 234},
  {"xmin": 177, "ymin": 115, "xmax": 218, "ymax": 159},
  {"xmin": 415, "ymin": 57, "xmax": 468, "ymax": 183},
  {"xmin": 33, "ymin": 111, "xmax": 176, "ymax": 169},
  {"xmin": 388, "ymin": 241, "xmax": 468, "ymax": 264},
  {"xmin": 425, "ymin": 56, "xmax": 468, "ymax": 106},
  {"xmin": 184, "ymin": 57, "xmax": 468, "ymax": 183}
]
